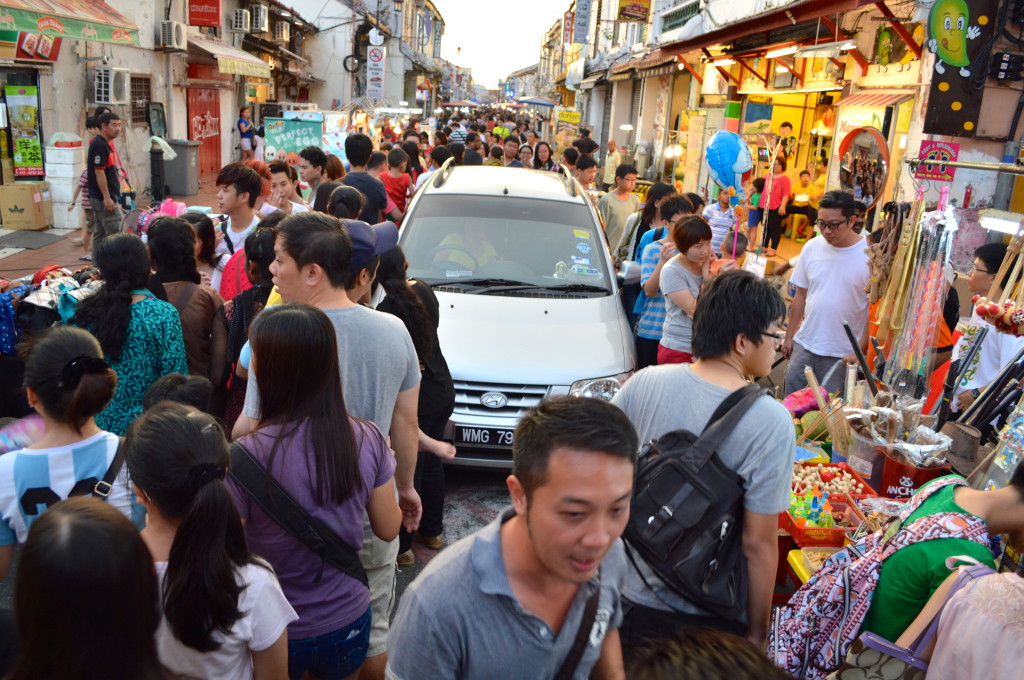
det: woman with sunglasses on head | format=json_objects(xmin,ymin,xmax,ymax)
[
  {"xmin": 0, "ymin": 326, "xmax": 144, "ymax": 582},
  {"xmin": 126, "ymin": 402, "xmax": 296, "ymax": 680}
]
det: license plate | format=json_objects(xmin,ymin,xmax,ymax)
[{"xmin": 456, "ymin": 427, "xmax": 514, "ymax": 448}]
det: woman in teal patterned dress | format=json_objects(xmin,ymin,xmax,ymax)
[{"xmin": 73, "ymin": 234, "xmax": 188, "ymax": 435}]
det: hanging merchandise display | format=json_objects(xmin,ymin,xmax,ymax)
[{"xmin": 883, "ymin": 187, "xmax": 958, "ymax": 398}]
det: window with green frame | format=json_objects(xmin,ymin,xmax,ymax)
[{"xmin": 662, "ymin": 1, "xmax": 700, "ymax": 33}]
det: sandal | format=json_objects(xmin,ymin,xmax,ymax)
[{"xmin": 69, "ymin": 237, "xmax": 84, "ymax": 245}]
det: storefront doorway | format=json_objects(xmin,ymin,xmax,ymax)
[{"xmin": 187, "ymin": 87, "xmax": 222, "ymax": 177}]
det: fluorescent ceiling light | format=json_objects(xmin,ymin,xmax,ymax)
[
  {"xmin": 979, "ymin": 209, "xmax": 1024, "ymax": 235},
  {"xmin": 795, "ymin": 40, "xmax": 857, "ymax": 58},
  {"xmin": 766, "ymin": 46, "xmax": 798, "ymax": 59},
  {"xmin": 712, "ymin": 58, "xmax": 736, "ymax": 66},
  {"xmin": 619, "ymin": 124, "xmax": 634, "ymax": 131}
]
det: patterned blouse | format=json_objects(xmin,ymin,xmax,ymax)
[{"xmin": 87, "ymin": 290, "xmax": 188, "ymax": 435}]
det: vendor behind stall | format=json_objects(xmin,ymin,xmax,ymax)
[{"xmin": 951, "ymin": 243, "xmax": 1024, "ymax": 413}]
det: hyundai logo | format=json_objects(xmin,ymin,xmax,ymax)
[{"xmin": 480, "ymin": 392, "xmax": 508, "ymax": 409}]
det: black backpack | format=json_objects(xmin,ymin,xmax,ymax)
[{"xmin": 624, "ymin": 384, "xmax": 767, "ymax": 621}]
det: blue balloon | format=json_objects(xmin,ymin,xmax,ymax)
[{"xmin": 705, "ymin": 130, "xmax": 753, "ymax": 200}]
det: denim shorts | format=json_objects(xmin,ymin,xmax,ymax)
[{"xmin": 287, "ymin": 606, "xmax": 372, "ymax": 680}]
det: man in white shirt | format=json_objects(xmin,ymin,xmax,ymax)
[
  {"xmin": 214, "ymin": 162, "xmax": 263, "ymax": 256},
  {"xmin": 602, "ymin": 139, "xmax": 621, "ymax": 192},
  {"xmin": 782, "ymin": 190, "xmax": 870, "ymax": 395}
]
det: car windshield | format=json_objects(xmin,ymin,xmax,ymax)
[{"xmin": 401, "ymin": 195, "xmax": 611, "ymax": 291}]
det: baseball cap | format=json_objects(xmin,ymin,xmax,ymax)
[{"xmin": 342, "ymin": 219, "xmax": 398, "ymax": 271}]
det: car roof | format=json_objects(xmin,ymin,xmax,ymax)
[{"xmin": 420, "ymin": 165, "xmax": 587, "ymax": 204}]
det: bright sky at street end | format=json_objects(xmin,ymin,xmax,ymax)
[{"xmin": 432, "ymin": 0, "xmax": 566, "ymax": 90}]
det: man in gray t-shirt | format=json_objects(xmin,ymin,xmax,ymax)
[
  {"xmin": 611, "ymin": 269, "xmax": 794, "ymax": 653},
  {"xmin": 387, "ymin": 397, "xmax": 639, "ymax": 680}
]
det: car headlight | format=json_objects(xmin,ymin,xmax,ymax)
[{"xmin": 569, "ymin": 372, "xmax": 632, "ymax": 401}]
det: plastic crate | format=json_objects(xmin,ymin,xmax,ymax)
[
  {"xmin": 785, "ymin": 493, "xmax": 867, "ymax": 547},
  {"xmin": 791, "ymin": 462, "xmax": 878, "ymax": 500}
]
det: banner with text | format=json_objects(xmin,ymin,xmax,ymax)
[
  {"xmin": 263, "ymin": 118, "xmax": 324, "ymax": 162},
  {"xmin": 188, "ymin": 0, "xmax": 220, "ymax": 27},
  {"xmin": 366, "ymin": 46, "xmax": 386, "ymax": 98},
  {"xmin": 573, "ymin": 0, "xmax": 592, "ymax": 44},
  {"xmin": 6, "ymin": 85, "xmax": 42, "ymax": 177},
  {"xmin": 617, "ymin": 0, "xmax": 651, "ymax": 21},
  {"xmin": 554, "ymin": 109, "xmax": 581, "ymax": 154},
  {"xmin": 914, "ymin": 140, "xmax": 959, "ymax": 182}
]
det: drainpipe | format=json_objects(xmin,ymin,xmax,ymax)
[{"xmin": 992, "ymin": 139, "xmax": 1022, "ymax": 212}]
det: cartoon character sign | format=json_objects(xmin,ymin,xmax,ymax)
[
  {"xmin": 705, "ymin": 130, "xmax": 753, "ymax": 205},
  {"xmin": 927, "ymin": 0, "xmax": 981, "ymax": 76}
]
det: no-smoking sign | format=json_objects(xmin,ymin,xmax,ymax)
[{"xmin": 369, "ymin": 48, "xmax": 383, "ymax": 63}]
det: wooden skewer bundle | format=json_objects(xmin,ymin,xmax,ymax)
[{"xmin": 973, "ymin": 223, "xmax": 1024, "ymax": 336}]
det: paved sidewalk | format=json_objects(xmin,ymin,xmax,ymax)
[{"xmin": 0, "ymin": 174, "xmax": 221, "ymax": 282}]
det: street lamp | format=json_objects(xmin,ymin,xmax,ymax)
[{"xmin": 393, "ymin": 0, "xmax": 403, "ymax": 12}]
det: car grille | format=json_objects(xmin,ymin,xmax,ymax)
[{"xmin": 453, "ymin": 381, "xmax": 548, "ymax": 417}]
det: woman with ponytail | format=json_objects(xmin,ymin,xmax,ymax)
[
  {"xmin": 146, "ymin": 217, "xmax": 228, "ymax": 401},
  {"xmin": 72, "ymin": 233, "xmax": 188, "ymax": 434},
  {"xmin": 126, "ymin": 402, "xmax": 296, "ymax": 680},
  {"xmin": 0, "ymin": 326, "xmax": 143, "ymax": 580},
  {"xmin": 374, "ymin": 246, "xmax": 455, "ymax": 566},
  {"xmin": 228, "ymin": 304, "xmax": 401, "ymax": 680}
]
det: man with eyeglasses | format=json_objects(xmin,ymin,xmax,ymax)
[
  {"xmin": 951, "ymin": 243, "xmax": 1024, "ymax": 413},
  {"xmin": 612, "ymin": 270, "xmax": 794, "ymax": 655},
  {"xmin": 782, "ymin": 190, "xmax": 871, "ymax": 396}
]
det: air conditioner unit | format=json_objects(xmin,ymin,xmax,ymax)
[
  {"xmin": 273, "ymin": 21, "xmax": 290, "ymax": 44},
  {"xmin": 94, "ymin": 66, "xmax": 130, "ymax": 105},
  {"xmin": 249, "ymin": 4, "xmax": 270, "ymax": 33},
  {"xmin": 230, "ymin": 9, "xmax": 251, "ymax": 33},
  {"xmin": 159, "ymin": 20, "xmax": 187, "ymax": 52}
]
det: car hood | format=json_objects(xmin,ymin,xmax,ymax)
[{"xmin": 436, "ymin": 291, "xmax": 631, "ymax": 384}]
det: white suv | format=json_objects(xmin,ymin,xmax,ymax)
[{"xmin": 388, "ymin": 163, "xmax": 636, "ymax": 468}]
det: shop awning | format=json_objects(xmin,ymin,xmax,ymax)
[
  {"xmin": 189, "ymin": 36, "xmax": 271, "ymax": 80},
  {"xmin": 661, "ymin": 0, "xmax": 867, "ymax": 57},
  {"xmin": 579, "ymin": 72, "xmax": 605, "ymax": 89},
  {"xmin": 837, "ymin": 91, "xmax": 914, "ymax": 108},
  {"xmin": 0, "ymin": 0, "xmax": 140, "ymax": 46}
]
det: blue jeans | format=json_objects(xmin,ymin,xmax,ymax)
[{"xmin": 288, "ymin": 606, "xmax": 372, "ymax": 680}]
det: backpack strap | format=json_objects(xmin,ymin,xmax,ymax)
[
  {"xmin": 691, "ymin": 385, "xmax": 769, "ymax": 468},
  {"xmin": 228, "ymin": 441, "xmax": 368, "ymax": 586},
  {"xmin": 93, "ymin": 437, "xmax": 125, "ymax": 498}
]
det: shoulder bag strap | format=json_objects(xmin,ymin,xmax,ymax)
[
  {"xmin": 552, "ymin": 581, "xmax": 601, "ymax": 680},
  {"xmin": 93, "ymin": 436, "xmax": 125, "ymax": 498},
  {"xmin": 221, "ymin": 222, "xmax": 235, "ymax": 255},
  {"xmin": 229, "ymin": 441, "xmax": 368, "ymax": 586}
]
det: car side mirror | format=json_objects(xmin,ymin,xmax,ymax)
[{"xmin": 619, "ymin": 260, "xmax": 642, "ymax": 286}]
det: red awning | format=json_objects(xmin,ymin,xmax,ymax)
[{"xmin": 837, "ymin": 92, "xmax": 914, "ymax": 108}]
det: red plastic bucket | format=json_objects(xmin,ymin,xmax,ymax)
[{"xmin": 879, "ymin": 452, "xmax": 951, "ymax": 499}]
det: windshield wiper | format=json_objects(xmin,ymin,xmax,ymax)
[
  {"xmin": 536, "ymin": 283, "xmax": 610, "ymax": 293},
  {"xmin": 475, "ymin": 282, "xmax": 611, "ymax": 295}
]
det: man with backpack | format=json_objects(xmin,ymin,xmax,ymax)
[{"xmin": 611, "ymin": 270, "xmax": 794, "ymax": 655}]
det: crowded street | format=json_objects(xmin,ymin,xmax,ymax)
[{"xmin": 1, "ymin": 1, "xmax": 1024, "ymax": 679}]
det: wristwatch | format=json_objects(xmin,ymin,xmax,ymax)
[{"xmin": 970, "ymin": 388, "xmax": 981, "ymax": 399}]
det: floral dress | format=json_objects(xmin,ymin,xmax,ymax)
[{"xmin": 89, "ymin": 289, "xmax": 188, "ymax": 435}]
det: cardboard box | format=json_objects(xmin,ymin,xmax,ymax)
[
  {"xmin": 0, "ymin": 181, "xmax": 54, "ymax": 230},
  {"xmin": 0, "ymin": 159, "xmax": 14, "ymax": 185}
]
